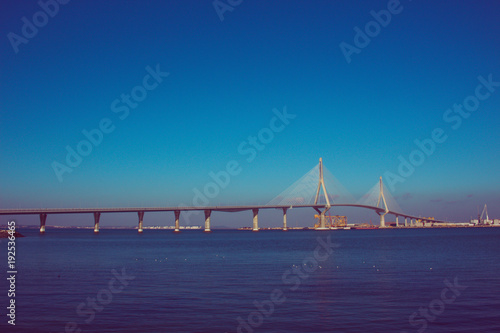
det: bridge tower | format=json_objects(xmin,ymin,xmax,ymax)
[
  {"xmin": 314, "ymin": 158, "xmax": 331, "ymax": 230},
  {"xmin": 376, "ymin": 176, "xmax": 390, "ymax": 227}
]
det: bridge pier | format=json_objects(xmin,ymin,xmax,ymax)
[
  {"xmin": 204, "ymin": 210, "xmax": 211, "ymax": 232},
  {"xmin": 314, "ymin": 207, "xmax": 330, "ymax": 230},
  {"xmin": 379, "ymin": 212, "xmax": 387, "ymax": 228},
  {"xmin": 138, "ymin": 211, "xmax": 144, "ymax": 233},
  {"xmin": 320, "ymin": 211, "xmax": 326, "ymax": 229},
  {"xmin": 93, "ymin": 212, "xmax": 101, "ymax": 233},
  {"xmin": 174, "ymin": 210, "xmax": 180, "ymax": 232},
  {"xmin": 252, "ymin": 209, "xmax": 259, "ymax": 231},
  {"xmin": 39, "ymin": 213, "xmax": 47, "ymax": 233},
  {"xmin": 395, "ymin": 215, "xmax": 399, "ymax": 227},
  {"xmin": 282, "ymin": 208, "xmax": 288, "ymax": 231},
  {"xmin": 405, "ymin": 217, "xmax": 408, "ymax": 227}
]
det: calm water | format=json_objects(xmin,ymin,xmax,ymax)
[{"xmin": 1, "ymin": 227, "xmax": 500, "ymax": 333}]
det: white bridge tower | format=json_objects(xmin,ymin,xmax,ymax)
[
  {"xmin": 314, "ymin": 158, "xmax": 332, "ymax": 230},
  {"xmin": 376, "ymin": 176, "xmax": 390, "ymax": 227}
]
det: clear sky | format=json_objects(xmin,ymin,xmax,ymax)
[{"xmin": 1, "ymin": 0, "xmax": 499, "ymax": 227}]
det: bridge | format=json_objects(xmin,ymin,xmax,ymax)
[{"xmin": 0, "ymin": 158, "xmax": 449, "ymax": 232}]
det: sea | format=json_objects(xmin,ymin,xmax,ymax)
[{"xmin": 1, "ymin": 227, "xmax": 499, "ymax": 333}]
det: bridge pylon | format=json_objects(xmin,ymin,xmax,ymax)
[
  {"xmin": 314, "ymin": 158, "xmax": 332, "ymax": 230},
  {"xmin": 376, "ymin": 176, "xmax": 390, "ymax": 227}
]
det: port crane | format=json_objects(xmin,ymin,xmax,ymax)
[{"xmin": 480, "ymin": 204, "xmax": 491, "ymax": 224}]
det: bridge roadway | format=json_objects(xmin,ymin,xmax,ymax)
[{"xmin": 0, "ymin": 204, "xmax": 448, "ymax": 233}]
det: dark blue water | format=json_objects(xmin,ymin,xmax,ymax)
[{"xmin": 1, "ymin": 227, "xmax": 500, "ymax": 332}]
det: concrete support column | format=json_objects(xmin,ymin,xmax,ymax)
[
  {"xmin": 39, "ymin": 213, "xmax": 47, "ymax": 233},
  {"xmin": 204, "ymin": 210, "xmax": 211, "ymax": 232},
  {"xmin": 282, "ymin": 208, "xmax": 288, "ymax": 231},
  {"xmin": 405, "ymin": 217, "xmax": 408, "ymax": 227},
  {"xmin": 315, "ymin": 207, "xmax": 330, "ymax": 230},
  {"xmin": 380, "ymin": 212, "xmax": 387, "ymax": 228},
  {"xmin": 395, "ymin": 215, "xmax": 399, "ymax": 227},
  {"xmin": 93, "ymin": 212, "xmax": 101, "ymax": 233},
  {"xmin": 174, "ymin": 210, "xmax": 180, "ymax": 232},
  {"xmin": 252, "ymin": 209, "xmax": 259, "ymax": 231},
  {"xmin": 138, "ymin": 211, "xmax": 144, "ymax": 233}
]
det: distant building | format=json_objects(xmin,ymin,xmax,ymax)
[{"xmin": 416, "ymin": 217, "xmax": 434, "ymax": 226}]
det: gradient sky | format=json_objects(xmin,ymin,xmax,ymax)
[{"xmin": 1, "ymin": 0, "xmax": 499, "ymax": 227}]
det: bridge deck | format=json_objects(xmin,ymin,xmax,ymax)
[{"xmin": 0, "ymin": 204, "xmax": 448, "ymax": 223}]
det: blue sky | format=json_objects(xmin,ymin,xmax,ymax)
[{"xmin": 1, "ymin": 0, "xmax": 499, "ymax": 227}]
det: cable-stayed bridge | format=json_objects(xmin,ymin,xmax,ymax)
[{"xmin": 0, "ymin": 158, "xmax": 450, "ymax": 232}]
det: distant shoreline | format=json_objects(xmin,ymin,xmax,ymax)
[{"xmin": 2, "ymin": 225, "xmax": 500, "ymax": 231}]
